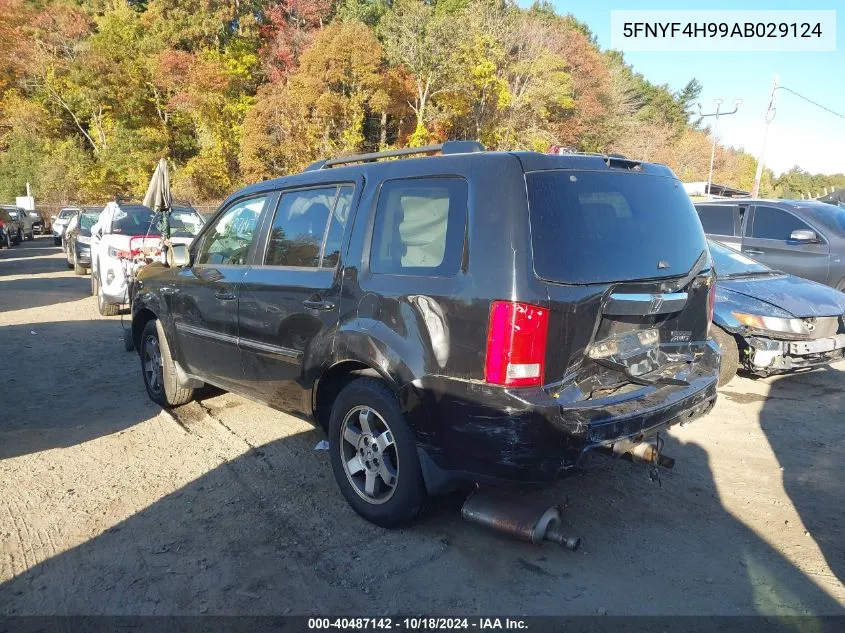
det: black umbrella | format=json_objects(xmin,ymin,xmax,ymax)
[{"xmin": 142, "ymin": 158, "xmax": 172, "ymax": 239}]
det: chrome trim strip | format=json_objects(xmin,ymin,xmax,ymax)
[
  {"xmin": 175, "ymin": 322, "xmax": 239, "ymax": 345},
  {"xmin": 604, "ymin": 292, "xmax": 688, "ymax": 316},
  {"xmin": 238, "ymin": 337, "xmax": 302, "ymax": 361}
]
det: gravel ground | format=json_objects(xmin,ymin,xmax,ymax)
[{"xmin": 1, "ymin": 237, "xmax": 844, "ymax": 616}]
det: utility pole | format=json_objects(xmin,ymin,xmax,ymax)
[
  {"xmin": 751, "ymin": 76, "xmax": 779, "ymax": 199},
  {"xmin": 698, "ymin": 99, "xmax": 742, "ymax": 198}
]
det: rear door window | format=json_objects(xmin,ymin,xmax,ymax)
[
  {"xmin": 263, "ymin": 185, "xmax": 352, "ymax": 268},
  {"xmin": 370, "ymin": 177, "xmax": 467, "ymax": 276},
  {"xmin": 526, "ymin": 170, "xmax": 707, "ymax": 284},
  {"xmin": 696, "ymin": 205, "xmax": 736, "ymax": 236},
  {"xmin": 750, "ymin": 206, "xmax": 812, "ymax": 240}
]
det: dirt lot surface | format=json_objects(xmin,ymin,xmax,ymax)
[{"xmin": 1, "ymin": 237, "xmax": 844, "ymax": 616}]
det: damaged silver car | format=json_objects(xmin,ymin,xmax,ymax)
[{"xmin": 709, "ymin": 239, "xmax": 845, "ymax": 385}]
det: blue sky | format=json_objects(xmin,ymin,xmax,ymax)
[{"xmin": 541, "ymin": 1, "xmax": 844, "ymax": 176}]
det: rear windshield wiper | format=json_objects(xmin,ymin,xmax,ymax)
[{"xmin": 591, "ymin": 358, "xmax": 689, "ymax": 387}]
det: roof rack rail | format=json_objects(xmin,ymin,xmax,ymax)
[{"xmin": 304, "ymin": 140, "xmax": 485, "ymax": 171}]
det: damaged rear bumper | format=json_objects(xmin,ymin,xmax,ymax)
[
  {"xmin": 406, "ymin": 341, "xmax": 720, "ymax": 493},
  {"xmin": 742, "ymin": 334, "xmax": 845, "ymax": 375}
]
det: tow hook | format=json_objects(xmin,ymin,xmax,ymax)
[{"xmin": 461, "ymin": 489, "xmax": 581, "ymax": 551}]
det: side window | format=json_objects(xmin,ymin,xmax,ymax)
[
  {"xmin": 265, "ymin": 187, "xmax": 338, "ymax": 268},
  {"xmin": 750, "ymin": 206, "xmax": 810, "ymax": 240},
  {"xmin": 370, "ymin": 178, "xmax": 467, "ymax": 276},
  {"xmin": 696, "ymin": 205, "xmax": 735, "ymax": 236},
  {"xmin": 195, "ymin": 195, "xmax": 267, "ymax": 266}
]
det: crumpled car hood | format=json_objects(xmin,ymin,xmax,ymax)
[{"xmin": 718, "ymin": 274, "xmax": 845, "ymax": 318}]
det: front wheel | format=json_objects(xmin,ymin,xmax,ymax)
[
  {"xmin": 329, "ymin": 378, "xmax": 426, "ymax": 528},
  {"xmin": 140, "ymin": 319, "xmax": 194, "ymax": 407},
  {"xmin": 712, "ymin": 326, "xmax": 739, "ymax": 387}
]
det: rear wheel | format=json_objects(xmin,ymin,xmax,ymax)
[
  {"xmin": 329, "ymin": 377, "xmax": 426, "ymax": 528},
  {"xmin": 96, "ymin": 271, "xmax": 120, "ymax": 316},
  {"xmin": 837, "ymin": 278, "xmax": 845, "ymax": 292},
  {"xmin": 140, "ymin": 319, "xmax": 194, "ymax": 407},
  {"xmin": 712, "ymin": 326, "xmax": 739, "ymax": 387},
  {"xmin": 16, "ymin": 229, "xmax": 23, "ymax": 244},
  {"xmin": 73, "ymin": 260, "xmax": 86, "ymax": 275},
  {"xmin": 26, "ymin": 227, "xmax": 33, "ymax": 241},
  {"xmin": 53, "ymin": 237, "xmax": 61, "ymax": 246}
]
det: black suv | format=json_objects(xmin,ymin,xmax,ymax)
[{"xmin": 132, "ymin": 143, "xmax": 719, "ymax": 527}]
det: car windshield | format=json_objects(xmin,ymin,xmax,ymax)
[
  {"xmin": 526, "ymin": 170, "xmax": 707, "ymax": 284},
  {"xmin": 79, "ymin": 213, "xmax": 99, "ymax": 230},
  {"xmin": 809, "ymin": 203, "xmax": 845, "ymax": 234},
  {"xmin": 111, "ymin": 205, "xmax": 203, "ymax": 237},
  {"xmin": 708, "ymin": 239, "xmax": 774, "ymax": 279}
]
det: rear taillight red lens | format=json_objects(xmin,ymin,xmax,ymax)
[
  {"xmin": 485, "ymin": 301, "xmax": 549, "ymax": 387},
  {"xmin": 706, "ymin": 278, "xmax": 716, "ymax": 337}
]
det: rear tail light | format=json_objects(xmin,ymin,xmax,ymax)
[
  {"xmin": 706, "ymin": 277, "xmax": 716, "ymax": 337},
  {"xmin": 485, "ymin": 301, "xmax": 549, "ymax": 387},
  {"xmin": 0, "ymin": 220, "xmax": 4, "ymax": 229}
]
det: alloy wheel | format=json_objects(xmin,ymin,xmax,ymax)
[
  {"xmin": 143, "ymin": 334, "xmax": 164, "ymax": 395},
  {"xmin": 340, "ymin": 406, "xmax": 399, "ymax": 505}
]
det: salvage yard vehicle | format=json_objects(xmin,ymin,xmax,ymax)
[
  {"xmin": 63, "ymin": 207, "xmax": 101, "ymax": 275},
  {"xmin": 0, "ymin": 206, "xmax": 25, "ymax": 247},
  {"xmin": 91, "ymin": 202, "xmax": 204, "ymax": 316},
  {"xmin": 131, "ymin": 142, "xmax": 720, "ymax": 528},
  {"xmin": 8, "ymin": 207, "xmax": 36, "ymax": 241},
  {"xmin": 695, "ymin": 198, "xmax": 845, "ymax": 291},
  {"xmin": 708, "ymin": 239, "xmax": 845, "ymax": 385},
  {"xmin": 52, "ymin": 207, "xmax": 80, "ymax": 246}
]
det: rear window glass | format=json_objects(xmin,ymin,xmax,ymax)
[
  {"xmin": 696, "ymin": 205, "xmax": 735, "ymax": 236},
  {"xmin": 80, "ymin": 213, "xmax": 99, "ymax": 230},
  {"xmin": 111, "ymin": 206, "xmax": 202, "ymax": 237},
  {"xmin": 370, "ymin": 178, "xmax": 467, "ymax": 276},
  {"xmin": 526, "ymin": 170, "xmax": 707, "ymax": 284}
]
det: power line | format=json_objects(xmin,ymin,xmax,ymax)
[{"xmin": 775, "ymin": 86, "xmax": 845, "ymax": 121}]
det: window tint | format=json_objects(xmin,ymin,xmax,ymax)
[
  {"xmin": 265, "ymin": 187, "xmax": 340, "ymax": 268},
  {"xmin": 370, "ymin": 178, "xmax": 467, "ymax": 276},
  {"xmin": 750, "ymin": 206, "xmax": 810, "ymax": 240},
  {"xmin": 526, "ymin": 170, "xmax": 707, "ymax": 284},
  {"xmin": 196, "ymin": 196, "xmax": 266, "ymax": 265},
  {"xmin": 696, "ymin": 205, "xmax": 735, "ymax": 236}
]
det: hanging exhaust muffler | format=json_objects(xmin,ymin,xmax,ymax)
[
  {"xmin": 597, "ymin": 434, "xmax": 675, "ymax": 469},
  {"xmin": 461, "ymin": 489, "xmax": 581, "ymax": 551}
]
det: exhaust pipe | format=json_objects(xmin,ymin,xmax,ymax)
[
  {"xmin": 598, "ymin": 435, "xmax": 675, "ymax": 470},
  {"xmin": 461, "ymin": 490, "xmax": 581, "ymax": 551}
]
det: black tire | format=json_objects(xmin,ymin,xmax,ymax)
[
  {"xmin": 836, "ymin": 278, "xmax": 845, "ymax": 292},
  {"xmin": 123, "ymin": 328, "xmax": 135, "ymax": 352},
  {"xmin": 27, "ymin": 228, "xmax": 34, "ymax": 241},
  {"xmin": 53, "ymin": 237, "xmax": 61, "ymax": 246},
  {"xmin": 328, "ymin": 377, "xmax": 426, "ymax": 528},
  {"xmin": 16, "ymin": 229, "xmax": 23, "ymax": 245},
  {"xmin": 91, "ymin": 272, "xmax": 98, "ymax": 296},
  {"xmin": 96, "ymin": 271, "xmax": 120, "ymax": 316},
  {"xmin": 73, "ymin": 253, "xmax": 86, "ymax": 275},
  {"xmin": 1, "ymin": 233, "xmax": 8, "ymax": 248},
  {"xmin": 712, "ymin": 326, "xmax": 739, "ymax": 387},
  {"xmin": 140, "ymin": 319, "xmax": 194, "ymax": 407}
]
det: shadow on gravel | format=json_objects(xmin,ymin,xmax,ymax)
[
  {"xmin": 758, "ymin": 366, "xmax": 845, "ymax": 586},
  {"xmin": 1, "ymin": 381, "xmax": 843, "ymax": 618},
  {"xmin": 0, "ymin": 276, "xmax": 90, "ymax": 311},
  {"xmin": 0, "ymin": 238, "xmax": 61, "ymax": 260},
  {"xmin": 0, "ymin": 320, "xmax": 151, "ymax": 460}
]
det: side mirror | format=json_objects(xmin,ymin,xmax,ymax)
[
  {"xmin": 789, "ymin": 229, "xmax": 818, "ymax": 243},
  {"xmin": 166, "ymin": 243, "xmax": 190, "ymax": 267}
]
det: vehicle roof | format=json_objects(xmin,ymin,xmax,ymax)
[
  {"xmin": 694, "ymin": 198, "xmax": 832, "ymax": 209},
  {"xmin": 223, "ymin": 150, "xmax": 678, "ymax": 208}
]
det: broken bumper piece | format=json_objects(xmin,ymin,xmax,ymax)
[{"xmin": 747, "ymin": 334, "xmax": 845, "ymax": 373}]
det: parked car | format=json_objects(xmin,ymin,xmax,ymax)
[
  {"xmin": 29, "ymin": 209, "xmax": 46, "ymax": 235},
  {"xmin": 91, "ymin": 203, "xmax": 204, "ymax": 316},
  {"xmin": 708, "ymin": 239, "xmax": 845, "ymax": 385},
  {"xmin": 52, "ymin": 207, "xmax": 80, "ymax": 246},
  {"xmin": 7, "ymin": 207, "xmax": 36, "ymax": 241},
  {"xmin": 695, "ymin": 198, "xmax": 845, "ymax": 291},
  {"xmin": 0, "ymin": 207, "xmax": 25, "ymax": 248},
  {"xmin": 63, "ymin": 207, "xmax": 101, "ymax": 275},
  {"xmin": 131, "ymin": 142, "xmax": 720, "ymax": 527}
]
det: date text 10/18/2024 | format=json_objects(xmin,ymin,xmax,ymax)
[{"xmin": 308, "ymin": 618, "xmax": 528, "ymax": 630}]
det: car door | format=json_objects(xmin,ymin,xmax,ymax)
[
  {"xmin": 170, "ymin": 193, "xmax": 273, "ymax": 390},
  {"xmin": 695, "ymin": 203, "xmax": 741, "ymax": 249},
  {"xmin": 237, "ymin": 183, "xmax": 356, "ymax": 413},
  {"xmin": 742, "ymin": 204, "xmax": 831, "ymax": 284}
]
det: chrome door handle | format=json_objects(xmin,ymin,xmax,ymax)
[
  {"xmin": 745, "ymin": 249, "xmax": 764, "ymax": 255},
  {"xmin": 215, "ymin": 290, "xmax": 237, "ymax": 301}
]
